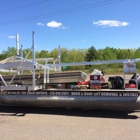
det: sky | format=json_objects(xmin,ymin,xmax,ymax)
[{"xmin": 0, "ymin": 0, "xmax": 139, "ymax": 53}]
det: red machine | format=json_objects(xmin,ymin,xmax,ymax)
[
  {"xmin": 90, "ymin": 69, "xmax": 105, "ymax": 89},
  {"xmin": 77, "ymin": 80, "xmax": 89, "ymax": 85}
]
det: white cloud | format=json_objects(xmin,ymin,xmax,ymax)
[
  {"xmin": 37, "ymin": 23, "xmax": 44, "ymax": 26},
  {"xmin": 8, "ymin": 36, "xmax": 15, "ymax": 39},
  {"xmin": 47, "ymin": 20, "xmax": 62, "ymax": 28},
  {"xmin": 93, "ymin": 20, "xmax": 129, "ymax": 27}
]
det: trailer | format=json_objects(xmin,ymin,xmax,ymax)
[{"xmin": 0, "ymin": 32, "xmax": 140, "ymax": 111}]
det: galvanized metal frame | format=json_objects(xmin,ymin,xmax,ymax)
[
  {"xmin": 0, "ymin": 31, "xmax": 50, "ymax": 91},
  {"xmin": 0, "ymin": 31, "xmax": 140, "ymax": 91}
]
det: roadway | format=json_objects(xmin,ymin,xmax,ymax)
[{"xmin": 0, "ymin": 106, "xmax": 140, "ymax": 140}]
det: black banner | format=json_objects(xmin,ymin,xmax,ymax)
[{"xmin": 7, "ymin": 91, "xmax": 140, "ymax": 97}]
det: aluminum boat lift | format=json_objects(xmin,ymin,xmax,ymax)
[{"xmin": 0, "ymin": 32, "xmax": 50, "ymax": 91}]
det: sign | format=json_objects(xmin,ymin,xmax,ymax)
[{"xmin": 7, "ymin": 91, "xmax": 140, "ymax": 97}]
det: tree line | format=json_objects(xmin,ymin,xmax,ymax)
[{"xmin": 0, "ymin": 46, "xmax": 140, "ymax": 72}]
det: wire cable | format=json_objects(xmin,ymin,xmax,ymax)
[
  {"xmin": 0, "ymin": 0, "xmax": 49, "ymax": 14},
  {"xmin": 0, "ymin": 0, "xmax": 126, "ymax": 26}
]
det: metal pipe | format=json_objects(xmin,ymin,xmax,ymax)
[
  {"xmin": 58, "ymin": 45, "xmax": 61, "ymax": 63},
  {"xmin": 20, "ymin": 45, "xmax": 23, "ymax": 58},
  {"xmin": 44, "ymin": 67, "xmax": 46, "ymax": 84},
  {"xmin": 32, "ymin": 31, "xmax": 36, "ymax": 90},
  {"xmin": 16, "ymin": 33, "xmax": 20, "ymax": 56},
  {"xmin": 47, "ymin": 59, "xmax": 140, "ymax": 67},
  {"xmin": 0, "ymin": 74, "xmax": 8, "ymax": 86},
  {"xmin": 45, "ymin": 61, "xmax": 49, "ymax": 84},
  {"xmin": 58, "ymin": 45, "xmax": 61, "ymax": 71},
  {"xmin": 53, "ymin": 61, "xmax": 56, "ymax": 71},
  {"xmin": 47, "ymin": 68, "xmax": 49, "ymax": 83}
]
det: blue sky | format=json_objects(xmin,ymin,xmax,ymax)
[{"xmin": 0, "ymin": 0, "xmax": 139, "ymax": 53}]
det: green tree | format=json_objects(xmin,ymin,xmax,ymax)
[
  {"xmin": 36, "ymin": 51, "xmax": 40, "ymax": 58},
  {"xmin": 39, "ymin": 50, "xmax": 49, "ymax": 58},
  {"xmin": 0, "ymin": 54, "xmax": 7, "ymax": 60},
  {"xmin": 2, "ymin": 46, "xmax": 16, "ymax": 57},
  {"xmin": 23, "ymin": 48, "xmax": 32, "ymax": 59},
  {"xmin": 50, "ymin": 48, "xmax": 58, "ymax": 59},
  {"xmin": 61, "ymin": 47, "xmax": 69, "ymax": 62},
  {"xmin": 85, "ymin": 46, "xmax": 97, "ymax": 61},
  {"xmin": 102, "ymin": 46, "xmax": 117, "ymax": 60}
]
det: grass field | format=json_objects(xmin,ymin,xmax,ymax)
[{"xmin": 1, "ymin": 67, "xmax": 140, "ymax": 76}]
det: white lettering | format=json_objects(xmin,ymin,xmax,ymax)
[{"xmin": 71, "ymin": 92, "xmax": 80, "ymax": 96}]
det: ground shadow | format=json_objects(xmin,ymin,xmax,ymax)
[{"xmin": 0, "ymin": 105, "xmax": 139, "ymax": 119}]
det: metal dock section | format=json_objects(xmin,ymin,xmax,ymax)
[{"xmin": 0, "ymin": 71, "xmax": 87, "ymax": 85}]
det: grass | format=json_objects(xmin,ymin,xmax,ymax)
[{"xmin": 1, "ymin": 67, "xmax": 140, "ymax": 76}]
